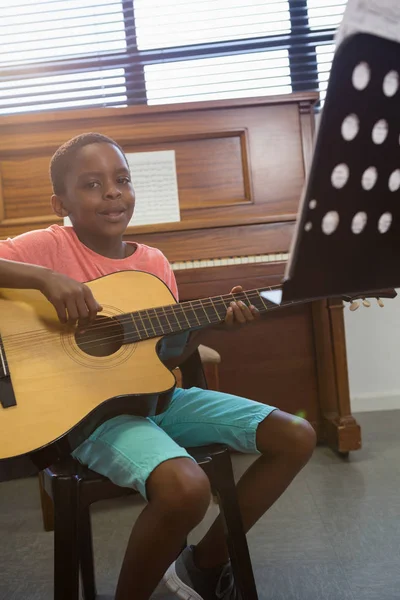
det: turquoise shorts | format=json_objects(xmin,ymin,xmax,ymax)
[{"xmin": 72, "ymin": 387, "xmax": 276, "ymax": 499}]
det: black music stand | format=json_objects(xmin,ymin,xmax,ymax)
[{"xmin": 277, "ymin": 33, "xmax": 400, "ymax": 305}]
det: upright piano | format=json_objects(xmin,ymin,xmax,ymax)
[{"xmin": 0, "ymin": 93, "xmax": 361, "ymax": 454}]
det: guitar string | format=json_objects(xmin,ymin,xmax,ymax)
[
  {"xmin": 2, "ymin": 298, "xmax": 275, "ymax": 356},
  {"xmin": 0, "ymin": 287, "xmax": 276, "ymax": 341},
  {"xmin": 3, "ymin": 286, "xmax": 371, "ymax": 354},
  {"xmin": 1, "ymin": 289, "xmax": 379, "ymax": 362},
  {"xmin": 1, "ymin": 293, "xmax": 279, "ymax": 359},
  {"xmin": 2, "ymin": 297, "xmax": 291, "ymax": 360},
  {"xmin": 0, "ymin": 289, "xmax": 275, "ymax": 345},
  {"xmin": 0, "ymin": 276, "xmax": 382, "ymax": 348},
  {"xmin": 3, "ymin": 285, "xmax": 375, "ymax": 353},
  {"xmin": 0, "ymin": 293, "xmax": 266, "ymax": 346},
  {"xmin": 2, "ymin": 304, "xmax": 284, "ymax": 362}
]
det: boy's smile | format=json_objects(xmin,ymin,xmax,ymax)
[{"xmin": 99, "ymin": 207, "xmax": 128, "ymax": 223}]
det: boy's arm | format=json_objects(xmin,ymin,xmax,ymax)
[
  {"xmin": 0, "ymin": 258, "xmax": 102, "ymax": 324},
  {"xmin": 0, "ymin": 257, "xmax": 51, "ymax": 290}
]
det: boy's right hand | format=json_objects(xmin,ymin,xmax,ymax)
[{"xmin": 38, "ymin": 270, "xmax": 102, "ymax": 325}]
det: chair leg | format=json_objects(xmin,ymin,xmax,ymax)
[
  {"xmin": 203, "ymin": 449, "xmax": 258, "ymax": 600},
  {"xmin": 38, "ymin": 471, "xmax": 55, "ymax": 532},
  {"xmin": 79, "ymin": 506, "xmax": 97, "ymax": 600},
  {"xmin": 52, "ymin": 476, "xmax": 80, "ymax": 600}
]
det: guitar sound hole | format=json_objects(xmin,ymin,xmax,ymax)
[{"xmin": 75, "ymin": 316, "xmax": 124, "ymax": 357}]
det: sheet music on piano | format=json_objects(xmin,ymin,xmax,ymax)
[{"xmin": 127, "ymin": 150, "xmax": 181, "ymax": 227}]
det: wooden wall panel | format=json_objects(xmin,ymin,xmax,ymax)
[
  {"xmin": 0, "ymin": 157, "xmax": 52, "ymax": 221},
  {"xmin": 126, "ymin": 222, "xmax": 295, "ymax": 263},
  {"xmin": 127, "ymin": 132, "xmax": 251, "ymax": 210}
]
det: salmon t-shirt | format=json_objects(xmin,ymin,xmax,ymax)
[
  {"xmin": 0, "ymin": 224, "xmax": 187, "ymax": 358},
  {"xmin": 0, "ymin": 224, "xmax": 178, "ymax": 298}
]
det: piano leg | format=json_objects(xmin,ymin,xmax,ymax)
[{"xmin": 311, "ymin": 298, "xmax": 361, "ymax": 454}]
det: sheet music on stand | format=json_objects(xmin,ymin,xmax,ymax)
[{"xmin": 264, "ymin": 1, "xmax": 400, "ymax": 307}]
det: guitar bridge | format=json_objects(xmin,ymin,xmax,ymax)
[{"xmin": 0, "ymin": 337, "xmax": 16, "ymax": 408}]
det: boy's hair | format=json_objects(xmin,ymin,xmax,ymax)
[{"xmin": 50, "ymin": 132, "xmax": 128, "ymax": 195}]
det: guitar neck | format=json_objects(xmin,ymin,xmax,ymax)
[
  {"xmin": 124, "ymin": 285, "xmax": 397, "ymax": 343},
  {"xmin": 127, "ymin": 287, "xmax": 282, "ymax": 342}
]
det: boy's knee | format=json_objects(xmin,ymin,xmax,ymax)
[
  {"xmin": 257, "ymin": 410, "xmax": 316, "ymax": 466},
  {"xmin": 288, "ymin": 417, "xmax": 317, "ymax": 464},
  {"xmin": 147, "ymin": 457, "xmax": 211, "ymax": 527}
]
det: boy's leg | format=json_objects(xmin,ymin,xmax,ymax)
[
  {"xmin": 116, "ymin": 457, "xmax": 210, "ymax": 600},
  {"xmin": 72, "ymin": 415, "xmax": 211, "ymax": 600},
  {"xmin": 194, "ymin": 409, "xmax": 316, "ymax": 568},
  {"xmin": 154, "ymin": 388, "xmax": 316, "ymax": 570}
]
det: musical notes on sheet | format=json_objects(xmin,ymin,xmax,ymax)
[{"xmin": 127, "ymin": 150, "xmax": 181, "ymax": 227}]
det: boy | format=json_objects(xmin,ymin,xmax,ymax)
[{"xmin": 0, "ymin": 133, "xmax": 316, "ymax": 600}]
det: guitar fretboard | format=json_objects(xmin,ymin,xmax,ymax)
[{"xmin": 123, "ymin": 287, "xmax": 278, "ymax": 342}]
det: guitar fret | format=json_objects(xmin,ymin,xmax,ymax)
[
  {"xmin": 145, "ymin": 310, "xmax": 157, "ymax": 336},
  {"xmin": 258, "ymin": 293, "xmax": 269, "ymax": 310},
  {"xmin": 147, "ymin": 309, "xmax": 165, "ymax": 336},
  {"xmin": 188, "ymin": 301, "xmax": 201, "ymax": 326},
  {"xmin": 214, "ymin": 295, "xmax": 229, "ymax": 319},
  {"xmin": 154, "ymin": 307, "xmax": 173, "ymax": 334},
  {"xmin": 204, "ymin": 304, "xmax": 217, "ymax": 323},
  {"xmin": 219, "ymin": 295, "xmax": 230, "ymax": 311},
  {"xmin": 162, "ymin": 307, "xmax": 174, "ymax": 332},
  {"xmin": 150, "ymin": 308, "xmax": 163, "ymax": 334},
  {"xmin": 167, "ymin": 306, "xmax": 180, "ymax": 329},
  {"xmin": 209, "ymin": 298, "xmax": 220, "ymax": 319},
  {"xmin": 171, "ymin": 305, "xmax": 188, "ymax": 331},
  {"xmin": 130, "ymin": 315, "xmax": 143, "ymax": 340},
  {"xmin": 136, "ymin": 310, "xmax": 152, "ymax": 337},
  {"xmin": 243, "ymin": 291, "xmax": 252, "ymax": 306},
  {"xmin": 188, "ymin": 299, "xmax": 212, "ymax": 326},
  {"xmin": 244, "ymin": 291, "xmax": 263, "ymax": 311}
]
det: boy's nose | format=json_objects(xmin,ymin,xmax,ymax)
[{"xmin": 104, "ymin": 185, "xmax": 121, "ymax": 199}]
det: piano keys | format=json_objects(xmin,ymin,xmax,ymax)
[{"xmin": 171, "ymin": 253, "xmax": 289, "ymax": 271}]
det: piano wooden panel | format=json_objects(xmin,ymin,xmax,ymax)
[
  {"xmin": 0, "ymin": 94, "xmax": 361, "ymax": 453},
  {"xmin": 0, "ymin": 95, "xmax": 306, "ymax": 237}
]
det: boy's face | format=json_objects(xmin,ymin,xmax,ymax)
[{"xmin": 53, "ymin": 142, "xmax": 135, "ymax": 239}]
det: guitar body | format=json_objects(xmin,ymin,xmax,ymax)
[{"xmin": 0, "ymin": 271, "xmax": 177, "ymax": 473}]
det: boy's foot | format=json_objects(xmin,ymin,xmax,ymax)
[{"xmin": 163, "ymin": 545, "xmax": 238, "ymax": 600}]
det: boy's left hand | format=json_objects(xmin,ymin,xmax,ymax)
[{"xmin": 224, "ymin": 285, "xmax": 260, "ymax": 329}]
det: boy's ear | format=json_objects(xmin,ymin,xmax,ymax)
[{"xmin": 51, "ymin": 194, "xmax": 69, "ymax": 218}]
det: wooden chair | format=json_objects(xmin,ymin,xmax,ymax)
[{"xmin": 38, "ymin": 348, "xmax": 258, "ymax": 600}]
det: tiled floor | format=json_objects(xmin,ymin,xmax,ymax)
[{"xmin": 1, "ymin": 410, "xmax": 400, "ymax": 599}]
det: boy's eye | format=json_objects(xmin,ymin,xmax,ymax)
[
  {"xmin": 117, "ymin": 176, "xmax": 131, "ymax": 184},
  {"xmin": 86, "ymin": 181, "xmax": 100, "ymax": 189}
]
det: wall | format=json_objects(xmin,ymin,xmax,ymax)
[{"xmin": 344, "ymin": 290, "xmax": 400, "ymax": 411}]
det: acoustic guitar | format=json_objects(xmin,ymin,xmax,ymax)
[{"xmin": 0, "ymin": 270, "xmax": 396, "ymax": 473}]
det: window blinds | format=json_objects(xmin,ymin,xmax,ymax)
[{"xmin": 0, "ymin": 0, "xmax": 347, "ymax": 115}]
